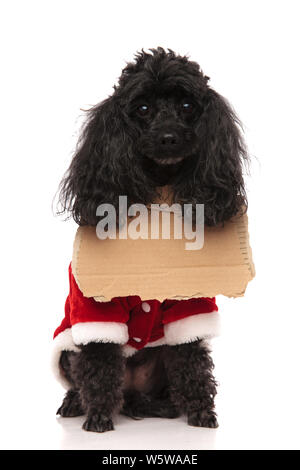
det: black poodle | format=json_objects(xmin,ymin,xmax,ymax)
[{"xmin": 56, "ymin": 47, "xmax": 248, "ymax": 432}]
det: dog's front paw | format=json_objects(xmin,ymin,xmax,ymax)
[
  {"xmin": 83, "ymin": 413, "xmax": 114, "ymax": 433},
  {"xmin": 188, "ymin": 410, "xmax": 218, "ymax": 428},
  {"xmin": 57, "ymin": 390, "xmax": 84, "ymax": 417}
]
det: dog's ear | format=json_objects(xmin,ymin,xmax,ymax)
[
  {"xmin": 58, "ymin": 96, "xmax": 149, "ymax": 225},
  {"xmin": 186, "ymin": 88, "xmax": 248, "ymax": 226}
]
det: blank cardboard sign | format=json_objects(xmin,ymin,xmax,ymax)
[{"xmin": 72, "ymin": 213, "xmax": 255, "ymax": 302}]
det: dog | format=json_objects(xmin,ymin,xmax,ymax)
[{"xmin": 55, "ymin": 47, "xmax": 248, "ymax": 433}]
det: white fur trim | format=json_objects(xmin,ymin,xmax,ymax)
[
  {"xmin": 164, "ymin": 311, "xmax": 220, "ymax": 345},
  {"xmin": 71, "ymin": 321, "xmax": 129, "ymax": 346},
  {"xmin": 122, "ymin": 345, "xmax": 137, "ymax": 357},
  {"xmin": 122, "ymin": 336, "xmax": 166, "ymax": 357},
  {"xmin": 145, "ymin": 337, "xmax": 166, "ymax": 348},
  {"xmin": 51, "ymin": 328, "xmax": 80, "ymax": 390}
]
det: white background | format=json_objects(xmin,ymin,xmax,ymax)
[{"xmin": 1, "ymin": 0, "xmax": 300, "ymax": 450}]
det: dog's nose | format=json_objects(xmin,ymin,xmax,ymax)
[{"xmin": 160, "ymin": 132, "xmax": 178, "ymax": 146}]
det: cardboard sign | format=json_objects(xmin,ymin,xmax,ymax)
[{"xmin": 72, "ymin": 210, "xmax": 255, "ymax": 301}]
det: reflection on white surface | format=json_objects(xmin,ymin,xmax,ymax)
[{"xmin": 57, "ymin": 415, "xmax": 217, "ymax": 450}]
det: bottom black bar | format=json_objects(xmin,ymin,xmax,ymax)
[{"xmin": 0, "ymin": 449, "xmax": 291, "ymax": 462}]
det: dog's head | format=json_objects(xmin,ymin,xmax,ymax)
[{"xmin": 58, "ymin": 47, "xmax": 248, "ymax": 226}]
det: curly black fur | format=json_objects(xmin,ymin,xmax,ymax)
[
  {"xmin": 58, "ymin": 47, "xmax": 248, "ymax": 227},
  {"xmin": 57, "ymin": 340, "xmax": 217, "ymax": 431},
  {"xmin": 56, "ymin": 47, "xmax": 248, "ymax": 432},
  {"xmin": 163, "ymin": 341, "xmax": 218, "ymax": 428},
  {"xmin": 58, "ymin": 343, "xmax": 125, "ymax": 432}
]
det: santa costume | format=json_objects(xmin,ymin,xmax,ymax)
[{"xmin": 52, "ymin": 264, "xmax": 220, "ymax": 389}]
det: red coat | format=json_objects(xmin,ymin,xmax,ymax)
[{"xmin": 52, "ymin": 264, "xmax": 220, "ymax": 388}]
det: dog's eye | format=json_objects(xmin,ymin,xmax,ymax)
[
  {"xmin": 182, "ymin": 103, "xmax": 193, "ymax": 112},
  {"xmin": 137, "ymin": 104, "xmax": 150, "ymax": 116}
]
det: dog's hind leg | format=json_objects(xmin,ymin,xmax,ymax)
[
  {"xmin": 57, "ymin": 389, "xmax": 84, "ymax": 417},
  {"xmin": 121, "ymin": 389, "xmax": 180, "ymax": 419},
  {"xmin": 71, "ymin": 342, "xmax": 125, "ymax": 433},
  {"xmin": 56, "ymin": 351, "xmax": 84, "ymax": 417},
  {"xmin": 163, "ymin": 340, "xmax": 218, "ymax": 428}
]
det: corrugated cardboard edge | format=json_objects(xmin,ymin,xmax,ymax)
[
  {"xmin": 72, "ymin": 226, "xmax": 83, "ymax": 292},
  {"xmin": 72, "ymin": 213, "xmax": 255, "ymax": 302},
  {"xmin": 72, "ymin": 227, "xmax": 114, "ymax": 302},
  {"xmin": 235, "ymin": 213, "xmax": 256, "ymax": 280}
]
